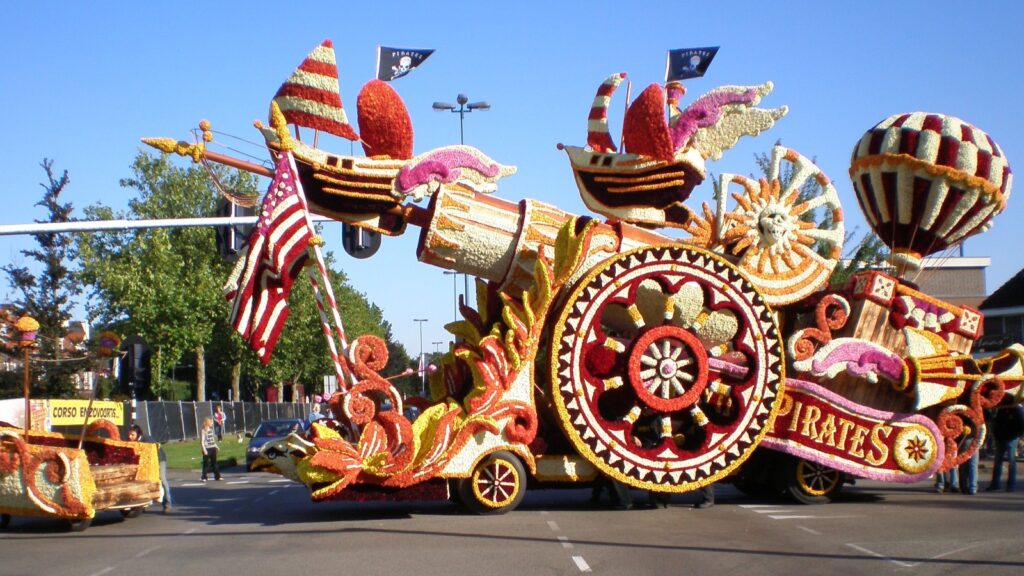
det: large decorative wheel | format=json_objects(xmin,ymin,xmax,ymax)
[
  {"xmin": 458, "ymin": 451, "xmax": 527, "ymax": 515},
  {"xmin": 550, "ymin": 244, "xmax": 784, "ymax": 492},
  {"xmin": 785, "ymin": 456, "xmax": 843, "ymax": 505}
]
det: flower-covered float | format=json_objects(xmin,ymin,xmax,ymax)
[
  {"xmin": 147, "ymin": 40, "xmax": 1021, "ymax": 512},
  {"xmin": 0, "ymin": 420, "xmax": 163, "ymax": 530}
]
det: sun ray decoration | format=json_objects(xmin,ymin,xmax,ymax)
[{"xmin": 684, "ymin": 145, "xmax": 844, "ymax": 306}]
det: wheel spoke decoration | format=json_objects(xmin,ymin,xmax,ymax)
[
  {"xmin": 796, "ymin": 459, "xmax": 840, "ymax": 496},
  {"xmin": 472, "ymin": 458, "xmax": 521, "ymax": 508},
  {"xmin": 550, "ymin": 244, "xmax": 784, "ymax": 491}
]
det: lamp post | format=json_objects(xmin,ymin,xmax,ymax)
[
  {"xmin": 432, "ymin": 341, "xmax": 444, "ymax": 354},
  {"xmin": 442, "ymin": 270, "xmax": 459, "ymax": 322},
  {"xmin": 434, "ymin": 94, "xmax": 489, "ymax": 310},
  {"xmin": 414, "ymin": 318, "xmax": 428, "ymax": 395},
  {"xmin": 13, "ymin": 316, "xmax": 39, "ymax": 432}
]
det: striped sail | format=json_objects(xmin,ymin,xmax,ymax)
[{"xmin": 272, "ymin": 39, "xmax": 359, "ymax": 141}]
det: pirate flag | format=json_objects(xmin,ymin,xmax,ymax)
[
  {"xmin": 666, "ymin": 47, "xmax": 719, "ymax": 82},
  {"xmin": 376, "ymin": 46, "xmax": 435, "ymax": 81}
]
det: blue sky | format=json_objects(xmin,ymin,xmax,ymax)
[{"xmin": 3, "ymin": 1, "xmax": 1023, "ymax": 360}]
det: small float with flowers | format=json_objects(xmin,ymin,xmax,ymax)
[{"xmin": 145, "ymin": 39, "xmax": 1021, "ymax": 513}]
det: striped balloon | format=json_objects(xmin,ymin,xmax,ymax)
[{"xmin": 850, "ymin": 112, "xmax": 1013, "ymax": 271}]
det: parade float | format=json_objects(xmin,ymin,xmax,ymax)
[
  {"xmin": 142, "ymin": 39, "xmax": 1021, "ymax": 513},
  {"xmin": 0, "ymin": 421, "xmax": 163, "ymax": 530}
]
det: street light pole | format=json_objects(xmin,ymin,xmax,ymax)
[
  {"xmin": 434, "ymin": 94, "xmax": 489, "ymax": 312},
  {"xmin": 414, "ymin": 318, "xmax": 428, "ymax": 396},
  {"xmin": 442, "ymin": 270, "xmax": 459, "ymax": 322},
  {"xmin": 432, "ymin": 341, "xmax": 444, "ymax": 353}
]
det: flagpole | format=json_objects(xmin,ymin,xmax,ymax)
[
  {"xmin": 281, "ymin": 150, "xmax": 358, "ymax": 390},
  {"xmin": 375, "ymin": 45, "xmax": 381, "ymax": 81}
]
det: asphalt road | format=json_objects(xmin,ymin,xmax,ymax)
[{"xmin": 3, "ymin": 464, "xmax": 1023, "ymax": 576}]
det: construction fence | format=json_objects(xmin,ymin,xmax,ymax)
[{"xmin": 134, "ymin": 401, "xmax": 315, "ymax": 443}]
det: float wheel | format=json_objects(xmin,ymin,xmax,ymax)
[
  {"xmin": 66, "ymin": 517, "xmax": 92, "ymax": 532},
  {"xmin": 120, "ymin": 506, "xmax": 144, "ymax": 519},
  {"xmin": 549, "ymin": 244, "xmax": 784, "ymax": 492},
  {"xmin": 784, "ymin": 456, "xmax": 843, "ymax": 504},
  {"xmin": 458, "ymin": 451, "xmax": 527, "ymax": 515}
]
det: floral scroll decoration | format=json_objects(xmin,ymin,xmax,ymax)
[
  {"xmin": 0, "ymin": 428, "xmax": 93, "ymax": 520},
  {"xmin": 298, "ymin": 218, "xmax": 598, "ymax": 500}
]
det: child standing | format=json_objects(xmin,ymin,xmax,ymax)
[{"xmin": 200, "ymin": 417, "xmax": 221, "ymax": 482}]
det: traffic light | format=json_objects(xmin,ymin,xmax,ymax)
[
  {"xmin": 119, "ymin": 336, "xmax": 151, "ymax": 396},
  {"xmin": 215, "ymin": 199, "xmax": 256, "ymax": 260},
  {"xmin": 341, "ymin": 223, "xmax": 382, "ymax": 259}
]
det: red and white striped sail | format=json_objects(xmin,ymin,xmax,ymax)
[
  {"xmin": 587, "ymin": 73, "xmax": 626, "ymax": 153},
  {"xmin": 272, "ymin": 39, "xmax": 359, "ymax": 141}
]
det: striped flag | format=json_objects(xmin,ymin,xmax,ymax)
[{"xmin": 224, "ymin": 152, "xmax": 313, "ymax": 364}]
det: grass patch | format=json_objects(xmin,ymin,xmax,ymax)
[{"xmin": 163, "ymin": 436, "xmax": 248, "ymax": 470}]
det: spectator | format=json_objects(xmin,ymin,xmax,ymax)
[
  {"xmin": 986, "ymin": 404, "xmax": 1024, "ymax": 492},
  {"xmin": 213, "ymin": 405, "xmax": 226, "ymax": 440},
  {"xmin": 128, "ymin": 424, "xmax": 172, "ymax": 512},
  {"xmin": 307, "ymin": 403, "xmax": 324, "ymax": 425},
  {"xmin": 935, "ymin": 466, "xmax": 959, "ymax": 494},
  {"xmin": 957, "ymin": 425, "xmax": 980, "ymax": 495},
  {"xmin": 695, "ymin": 483, "xmax": 715, "ymax": 509},
  {"xmin": 200, "ymin": 417, "xmax": 222, "ymax": 482}
]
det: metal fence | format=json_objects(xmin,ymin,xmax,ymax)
[{"xmin": 134, "ymin": 401, "xmax": 313, "ymax": 443}]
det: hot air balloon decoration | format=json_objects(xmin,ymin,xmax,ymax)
[{"xmin": 850, "ymin": 112, "xmax": 1013, "ymax": 272}]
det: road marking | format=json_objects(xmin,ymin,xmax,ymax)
[
  {"xmin": 268, "ymin": 490, "xmax": 280, "ymax": 496},
  {"xmin": 846, "ymin": 543, "xmax": 917, "ymax": 568},
  {"xmin": 572, "ymin": 556, "xmax": 592, "ymax": 572},
  {"xmin": 268, "ymin": 479, "xmax": 293, "ymax": 483},
  {"xmin": 87, "ymin": 567, "xmax": 114, "ymax": 576},
  {"xmin": 547, "ymin": 520, "xmax": 560, "ymax": 531},
  {"xmin": 540, "ymin": 510, "xmax": 549, "ymax": 515},
  {"xmin": 183, "ymin": 528, "xmax": 198, "ymax": 535},
  {"xmin": 931, "ymin": 543, "xmax": 982, "ymax": 560},
  {"xmin": 227, "ymin": 480, "xmax": 249, "ymax": 485},
  {"xmin": 133, "ymin": 546, "xmax": 160, "ymax": 558},
  {"xmin": 797, "ymin": 525, "xmax": 820, "ymax": 536},
  {"xmin": 181, "ymin": 482, "xmax": 205, "ymax": 487},
  {"xmin": 558, "ymin": 536, "xmax": 574, "ymax": 549},
  {"xmin": 768, "ymin": 515, "xmax": 818, "ymax": 519}
]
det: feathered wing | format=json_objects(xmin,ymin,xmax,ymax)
[{"xmin": 685, "ymin": 82, "xmax": 788, "ymax": 161}]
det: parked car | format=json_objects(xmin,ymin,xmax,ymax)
[{"xmin": 245, "ymin": 419, "xmax": 306, "ymax": 471}]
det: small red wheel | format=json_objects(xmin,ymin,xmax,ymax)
[{"xmin": 628, "ymin": 325, "xmax": 709, "ymax": 413}]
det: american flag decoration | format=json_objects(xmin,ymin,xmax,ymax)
[
  {"xmin": 224, "ymin": 152, "xmax": 314, "ymax": 364},
  {"xmin": 272, "ymin": 39, "xmax": 359, "ymax": 141}
]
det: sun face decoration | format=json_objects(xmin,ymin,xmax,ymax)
[{"xmin": 684, "ymin": 146, "xmax": 844, "ymax": 306}]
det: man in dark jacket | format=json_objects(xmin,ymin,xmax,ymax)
[{"xmin": 985, "ymin": 404, "xmax": 1024, "ymax": 492}]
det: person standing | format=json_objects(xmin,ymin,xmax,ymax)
[
  {"xmin": 695, "ymin": 483, "xmax": 715, "ymax": 509},
  {"xmin": 128, "ymin": 424, "xmax": 172, "ymax": 512},
  {"xmin": 213, "ymin": 405, "xmax": 226, "ymax": 441},
  {"xmin": 957, "ymin": 424, "xmax": 981, "ymax": 495},
  {"xmin": 986, "ymin": 404, "xmax": 1024, "ymax": 492},
  {"xmin": 200, "ymin": 417, "xmax": 221, "ymax": 482}
]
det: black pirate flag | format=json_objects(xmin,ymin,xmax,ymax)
[
  {"xmin": 666, "ymin": 47, "xmax": 719, "ymax": 82},
  {"xmin": 376, "ymin": 46, "xmax": 435, "ymax": 81}
]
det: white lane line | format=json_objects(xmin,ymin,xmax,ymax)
[
  {"xmin": 181, "ymin": 482, "xmax": 205, "ymax": 487},
  {"xmin": 183, "ymin": 528, "xmax": 198, "ymax": 535},
  {"xmin": 797, "ymin": 525, "xmax": 820, "ymax": 536},
  {"xmin": 268, "ymin": 490, "xmax": 280, "ymax": 496},
  {"xmin": 846, "ymin": 543, "xmax": 917, "ymax": 568},
  {"xmin": 540, "ymin": 510, "xmax": 549, "ymax": 515},
  {"xmin": 133, "ymin": 546, "xmax": 161, "ymax": 558},
  {"xmin": 269, "ymin": 479, "xmax": 293, "ymax": 483},
  {"xmin": 558, "ymin": 536, "xmax": 574, "ymax": 549},
  {"xmin": 227, "ymin": 481, "xmax": 249, "ymax": 485},
  {"xmin": 87, "ymin": 567, "xmax": 114, "ymax": 576},
  {"xmin": 572, "ymin": 556, "xmax": 592, "ymax": 572},
  {"xmin": 738, "ymin": 504, "xmax": 780, "ymax": 508},
  {"xmin": 547, "ymin": 520, "xmax": 560, "ymax": 531},
  {"xmin": 931, "ymin": 543, "xmax": 982, "ymax": 560},
  {"xmin": 768, "ymin": 515, "xmax": 818, "ymax": 520}
]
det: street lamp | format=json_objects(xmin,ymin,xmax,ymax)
[
  {"xmin": 442, "ymin": 270, "xmax": 460, "ymax": 322},
  {"xmin": 434, "ymin": 94, "xmax": 489, "ymax": 311},
  {"xmin": 414, "ymin": 318, "xmax": 428, "ymax": 395},
  {"xmin": 432, "ymin": 93, "xmax": 490, "ymax": 146},
  {"xmin": 432, "ymin": 341, "xmax": 444, "ymax": 353}
]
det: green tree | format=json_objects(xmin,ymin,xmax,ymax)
[
  {"xmin": 76, "ymin": 152, "xmax": 253, "ymax": 400},
  {"xmin": 3, "ymin": 159, "xmax": 88, "ymax": 398}
]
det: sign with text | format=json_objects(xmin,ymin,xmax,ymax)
[{"xmin": 49, "ymin": 399, "xmax": 124, "ymax": 426}]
